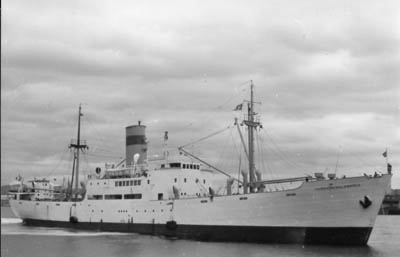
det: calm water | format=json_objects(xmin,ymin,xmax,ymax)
[{"xmin": 1, "ymin": 207, "xmax": 399, "ymax": 257}]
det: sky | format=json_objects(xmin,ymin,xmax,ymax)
[{"xmin": 1, "ymin": 0, "xmax": 400, "ymax": 188}]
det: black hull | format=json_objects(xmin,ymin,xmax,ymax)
[{"xmin": 23, "ymin": 219, "xmax": 372, "ymax": 245}]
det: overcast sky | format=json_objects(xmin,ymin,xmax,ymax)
[{"xmin": 1, "ymin": 0, "xmax": 399, "ymax": 187}]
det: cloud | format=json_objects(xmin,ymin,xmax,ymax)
[{"xmin": 1, "ymin": 0, "xmax": 400, "ymax": 187}]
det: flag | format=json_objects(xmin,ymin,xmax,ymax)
[
  {"xmin": 388, "ymin": 163, "xmax": 392, "ymax": 174},
  {"xmin": 382, "ymin": 150, "xmax": 387, "ymax": 158},
  {"xmin": 234, "ymin": 103, "xmax": 243, "ymax": 111},
  {"xmin": 164, "ymin": 131, "xmax": 168, "ymax": 141}
]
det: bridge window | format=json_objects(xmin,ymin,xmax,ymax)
[
  {"xmin": 170, "ymin": 163, "xmax": 181, "ymax": 168},
  {"xmin": 87, "ymin": 195, "xmax": 103, "ymax": 200},
  {"xmin": 105, "ymin": 194, "xmax": 122, "ymax": 200},
  {"xmin": 130, "ymin": 180, "xmax": 133, "ymax": 186},
  {"xmin": 124, "ymin": 194, "xmax": 142, "ymax": 199}
]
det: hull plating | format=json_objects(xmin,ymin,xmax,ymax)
[
  {"xmin": 10, "ymin": 175, "xmax": 390, "ymax": 245},
  {"xmin": 22, "ymin": 218, "xmax": 372, "ymax": 245}
]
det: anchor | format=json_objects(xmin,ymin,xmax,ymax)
[{"xmin": 359, "ymin": 195, "xmax": 372, "ymax": 209}]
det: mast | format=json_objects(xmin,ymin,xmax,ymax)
[
  {"xmin": 69, "ymin": 152, "xmax": 76, "ymax": 198},
  {"xmin": 69, "ymin": 104, "xmax": 88, "ymax": 200},
  {"xmin": 243, "ymin": 81, "xmax": 260, "ymax": 193}
]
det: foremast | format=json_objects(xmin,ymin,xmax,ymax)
[
  {"xmin": 243, "ymin": 81, "xmax": 261, "ymax": 193},
  {"xmin": 68, "ymin": 104, "xmax": 88, "ymax": 200},
  {"xmin": 178, "ymin": 81, "xmax": 262, "ymax": 193}
]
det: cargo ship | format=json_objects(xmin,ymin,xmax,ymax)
[{"xmin": 9, "ymin": 83, "xmax": 392, "ymax": 245}]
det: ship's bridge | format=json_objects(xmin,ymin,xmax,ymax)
[
  {"xmin": 84, "ymin": 159, "xmax": 216, "ymax": 201},
  {"xmin": 160, "ymin": 162, "xmax": 201, "ymax": 171}
]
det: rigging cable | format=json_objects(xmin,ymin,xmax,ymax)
[
  {"xmin": 230, "ymin": 126, "xmax": 245, "ymax": 191},
  {"xmin": 188, "ymin": 81, "xmax": 251, "ymax": 145},
  {"xmin": 214, "ymin": 128, "xmax": 233, "ymax": 170},
  {"xmin": 43, "ymin": 148, "xmax": 70, "ymax": 179},
  {"xmin": 256, "ymin": 130, "xmax": 272, "ymax": 180},
  {"xmin": 261, "ymin": 129, "xmax": 307, "ymax": 173},
  {"xmin": 86, "ymin": 152, "xmax": 124, "ymax": 159},
  {"xmin": 214, "ymin": 80, "xmax": 251, "ymax": 110},
  {"xmin": 82, "ymin": 151, "xmax": 90, "ymax": 176},
  {"xmin": 179, "ymin": 126, "xmax": 231, "ymax": 149},
  {"xmin": 229, "ymin": 126, "xmax": 242, "ymax": 158},
  {"xmin": 346, "ymin": 150, "xmax": 375, "ymax": 167},
  {"xmin": 227, "ymin": 126, "xmax": 242, "ymax": 171},
  {"xmin": 83, "ymin": 111, "xmax": 109, "ymax": 148},
  {"xmin": 257, "ymin": 130, "xmax": 276, "ymax": 180}
]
